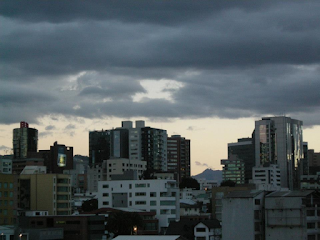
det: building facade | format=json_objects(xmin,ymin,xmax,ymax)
[
  {"xmin": 89, "ymin": 130, "xmax": 110, "ymax": 167},
  {"xmin": 18, "ymin": 174, "xmax": 72, "ymax": 215},
  {"xmin": 13, "ymin": 121, "xmax": 38, "ymax": 159},
  {"xmin": 141, "ymin": 127, "xmax": 168, "ymax": 173},
  {"xmin": 252, "ymin": 164, "xmax": 281, "ymax": 190},
  {"xmin": 167, "ymin": 135, "xmax": 190, "ymax": 183},
  {"xmin": 0, "ymin": 174, "xmax": 18, "ymax": 225},
  {"xmin": 97, "ymin": 179, "xmax": 180, "ymax": 232},
  {"xmin": 40, "ymin": 141, "xmax": 73, "ymax": 174},
  {"xmin": 221, "ymin": 154, "xmax": 245, "ymax": 184},
  {"xmin": 228, "ymin": 136, "xmax": 255, "ymax": 184},
  {"xmin": 221, "ymin": 190, "xmax": 265, "ymax": 240},
  {"xmin": 265, "ymin": 190, "xmax": 320, "ymax": 240},
  {"xmin": 255, "ymin": 116, "xmax": 303, "ymax": 189}
]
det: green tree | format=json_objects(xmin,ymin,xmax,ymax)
[
  {"xmin": 179, "ymin": 177, "xmax": 200, "ymax": 189},
  {"xmin": 220, "ymin": 180, "xmax": 236, "ymax": 187},
  {"xmin": 81, "ymin": 199, "xmax": 98, "ymax": 212},
  {"xmin": 106, "ymin": 211, "xmax": 144, "ymax": 237}
]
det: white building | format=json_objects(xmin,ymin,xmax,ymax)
[
  {"xmin": 122, "ymin": 120, "xmax": 145, "ymax": 161},
  {"xmin": 0, "ymin": 159, "xmax": 12, "ymax": 174},
  {"xmin": 194, "ymin": 220, "xmax": 222, "ymax": 240},
  {"xmin": 87, "ymin": 164, "xmax": 103, "ymax": 193},
  {"xmin": 222, "ymin": 190, "xmax": 265, "ymax": 240},
  {"xmin": 265, "ymin": 190, "xmax": 320, "ymax": 240},
  {"xmin": 301, "ymin": 172, "xmax": 320, "ymax": 189},
  {"xmin": 180, "ymin": 188, "xmax": 193, "ymax": 200},
  {"xmin": 197, "ymin": 179, "xmax": 218, "ymax": 190},
  {"xmin": 97, "ymin": 179, "xmax": 180, "ymax": 232},
  {"xmin": 252, "ymin": 164, "xmax": 281, "ymax": 190},
  {"xmin": 105, "ymin": 158, "xmax": 146, "ymax": 180}
]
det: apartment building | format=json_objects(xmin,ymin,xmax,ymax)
[
  {"xmin": 19, "ymin": 173, "xmax": 72, "ymax": 215},
  {"xmin": 97, "ymin": 179, "xmax": 180, "ymax": 232}
]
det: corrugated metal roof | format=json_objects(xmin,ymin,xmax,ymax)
[{"xmin": 225, "ymin": 190, "xmax": 264, "ymax": 198}]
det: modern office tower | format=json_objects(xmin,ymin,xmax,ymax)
[
  {"xmin": 141, "ymin": 127, "xmax": 168, "ymax": 172},
  {"xmin": 39, "ymin": 141, "xmax": 73, "ymax": 174},
  {"xmin": 18, "ymin": 173, "xmax": 72, "ymax": 215},
  {"xmin": 13, "ymin": 121, "xmax": 38, "ymax": 159},
  {"xmin": 110, "ymin": 128, "xmax": 129, "ymax": 158},
  {"xmin": 221, "ymin": 154, "xmax": 245, "ymax": 184},
  {"xmin": 255, "ymin": 116, "xmax": 303, "ymax": 190},
  {"xmin": 228, "ymin": 136, "xmax": 255, "ymax": 184},
  {"xmin": 89, "ymin": 130, "xmax": 110, "ymax": 167},
  {"xmin": 308, "ymin": 149, "xmax": 320, "ymax": 174},
  {"xmin": 167, "ymin": 135, "xmax": 191, "ymax": 183},
  {"xmin": 0, "ymin": 173, "xmax": 19, "ymax": 225}
]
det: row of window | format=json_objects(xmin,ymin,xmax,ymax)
[{"xmin": 0, "ymin": 183, "xmax": 14, "ymax": 189}]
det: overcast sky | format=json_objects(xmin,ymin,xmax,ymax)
[{"xmin": 1, "ymin": 1, "xmax": 320, "ymax": 174}]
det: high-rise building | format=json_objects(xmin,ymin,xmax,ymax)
[
  {"xmin": 89, "ymin": 130, "xmax": 110, "ymax": 167},
  {"xmin": 255, "ymin": 116, "xmax": 303, "ymax": 189},
  {"xmin": 110, "ymin": 128, "xmax": 129, "ymax": 158},
  {"xmin": 228, "ymin": 136, "xmax": 255, "ymax": 184},
  {"xmin": 13, "ymin": 121, "xmax": 38, "ymax": 159},
  {"xmin": 167, "ymin": 135, "xmax": 190, "ymax": 183},
  {"xmin": 141, "ymin": 127, "xmax": 168, "ymax": 172}
]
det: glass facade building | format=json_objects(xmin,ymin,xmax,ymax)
[
  {"xmin": 221, "ymin": 155, "xmax": 245, "ymax": 184},
  {"xmin": 13, "ymin": 122, "xmax": 38, "ymax": 159},
  {"xmin": 255, "ymin": 117, "xmax": 303, "ymax": 189}
]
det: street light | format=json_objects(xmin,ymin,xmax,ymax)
[{"xmin": 133, "ymin": 226, "xmax": 138, "ymax": 235}]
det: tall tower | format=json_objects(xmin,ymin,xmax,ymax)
[
  {"xmin": 167, "ymin": 135, "xmax": 190, "ymax": 183},
  {"xmin": 89, "ymin": 130, "xmax": 110, "ymax": 167},
  {"xmin": 255, "ymin": 116, "xmax": 303, "ymax": 189},
  {"xmin": 141, "ymin": 127, "xmax": 168, "ymax": 172},
  {"xmin": 13, "ymin": 121, "xmax": 38, "ymax": 159}
]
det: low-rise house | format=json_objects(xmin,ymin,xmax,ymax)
[{"xmin": 194, "ymin": 220, "xmax": 221, "ymax": 240}]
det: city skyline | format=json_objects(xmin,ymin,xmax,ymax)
[{"xmin": 1, "ymin": 1, "xmax": 320, "ymax": 175}]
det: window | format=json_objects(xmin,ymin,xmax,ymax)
[
  {"xmin": 135, "ymin": 201, "xmax": 146, "ymax": 205},
  {"xmin": 103, "ymin": 184, "xmax": 109, "ymax": 188},
  {"xmin": 196, "ymin": 228, "xmax": 206, "ymax": 232},
  {"xmin": 255, "ymin": 199, "xmax": 261, "ymax": 205},
  {"xmin": 135, "ymin": 192, "xmax": 146, "ymax": 196},
  {"xmin": 103, "ymin": 193, "xmax": 109, "ymax": 197},
  {"xmin": 103, "ymin": 201, "xmax": 109, "ymax": 205},
  {"xmin": 135, "ymin": 184, "xmax": 146, "ymax": 188},
  {"xmin": 150, "ymin": 201, "xmax": 156, "ymax": 206}
]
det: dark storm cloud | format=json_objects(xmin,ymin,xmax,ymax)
[
  {"xmin": 1, "ymin": 1, "xmax": 320, "ymax": 125},
  {"xmin": 0, "ymin": 1, "xmax": 276, "ymax": 24},
  {"xmin": 45, "ymin": 125, "xmax": 56, "ymax": 131}
]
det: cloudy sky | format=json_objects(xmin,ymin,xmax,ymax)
[{"xmin": 1, "ymin": 1, "xmax": 320, "ymax": 174}]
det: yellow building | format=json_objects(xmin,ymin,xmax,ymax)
[
  {"xmin": 0, "ymin": 174, "xmax": 18, "ymax": 225},
  {"xmin": 19, "ymin": 174, "xmax": 72, "ymax": 215}
]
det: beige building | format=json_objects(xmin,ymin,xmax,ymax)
[
  {"xmin": 19, "ymin": 173, "xmax": 72, "ymax": 215},
  {"xmin": 0, "ymin": 174, "xmax": 18, "ymax": 225}
]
